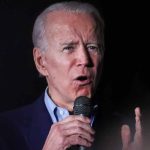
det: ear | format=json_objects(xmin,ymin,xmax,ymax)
[{"xmin": 33, "ymin": 48, "xmax": 48, "ymax": 76}]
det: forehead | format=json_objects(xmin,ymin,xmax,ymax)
[
  {"xmin": 44, "ymin": 11, "xmax": 99, "ymax": 39},
  {"xmin": 45, "ymin": 10, "xmax": 96, "ymax": 25}
]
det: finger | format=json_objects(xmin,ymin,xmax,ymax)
[
  {"xmin": 64, "ymin": 134, "xmax": 92, "ymax": 148},
  {"xmin": 62, "ymin": 119, "xmax": 95, "ymax": 134},
  {"xmin": 61, "ymin": 115, "xmax": 91, "ymax": 124},
  {"xmin": 133, "ymin": 107, "xmax": 142, "ymax": 148},
  {"xmin": 64, "ymin": 127, "xmax": 94, "ymax": 143},
  {"xmin": 59, "ymin": 115, "xmax": 94, "ymax": 135},
  {"xmin": 58, "ymin": 120, "xmax": 95, "ymax": 142},
  {"xmin": 121, "ymin": 124, "xmax": 131, "ymax": 150},
  {"xmin": 135, "ymin": 107, "xmax": 142, "ymax": 133}
]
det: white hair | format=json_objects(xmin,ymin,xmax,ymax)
[{"xmin": 32, "ymin": 1, "xmax": 105, "ymax": 53}]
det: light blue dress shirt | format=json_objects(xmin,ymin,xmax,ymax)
[{"xmin": 44, "ymin": 88, "xmax": 69, "ymax": 123}]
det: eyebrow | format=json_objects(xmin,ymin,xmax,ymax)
[
  {"xmin": 60, "ymin": 40, "xmax": 99, "ymax": 46},
  {"xmin": 86, "ymin": 42, "xmax": 99, "ymax": 45},
  {"xmin": 60, "ymin": 41, "xmax": 79, "ymax": 46}
]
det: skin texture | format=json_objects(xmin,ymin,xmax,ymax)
[
  {"xmin": 33, "ymin": 11, "xmax": 102, "ymax": 149},
  {"xmin": 33, "ymin": 10, "xmax": 143, "ymax": 150},
  {"xmin": 42, "ymin": 115, "xmax": 95, "ymax": 149},
  {"xmin": 34, "ymin": 11, "xmax": 102, "ymax": 111},
  {"xmin": 121, "ymin": 107, "xmax": 142, "ymax": 150}
]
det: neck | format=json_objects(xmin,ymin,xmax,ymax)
[{"xmin": 47, "ymin": 89, "xmax": 74, "ymax": 111}]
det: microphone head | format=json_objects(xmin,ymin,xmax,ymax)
[{"xmin": 73, "ymin": 96, "xmax": 92, "ymax": 117}]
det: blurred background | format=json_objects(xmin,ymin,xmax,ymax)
[{"xmin": 0, "ymin": 0, "xmax": 149, "ymax": 122}]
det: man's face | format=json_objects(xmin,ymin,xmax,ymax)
[{"xmin": 38, "ymin": 11, "xmax": 103, "ymax": 109}]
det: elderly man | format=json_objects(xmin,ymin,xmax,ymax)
[{"xmin": 0, "ymin": 1, "xmax": 142, "ymax": 150}]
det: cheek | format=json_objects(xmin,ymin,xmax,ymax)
[
  {"xmin": 45, "ymin": 56, "xmax": 72, "ymax": 80},
  {"xmin": 91, "ymin": 56, "xmax": 102, "ymax": 84},
  {"xmin": 92, "ymin": 55, "xmax": 101, "ymax": 70},
  {"xmin": 95, "ymin": 57, "xmax": 103, "ymax": 79}
]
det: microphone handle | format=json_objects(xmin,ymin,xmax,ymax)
[
  {"xmin": 67, "ymin": 145, "xmax": 86, "ymax": 150},
  {"xmin": 79, "ymin": 146, "xmax": 86, "ymax": 150}
]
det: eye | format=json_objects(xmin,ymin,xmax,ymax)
[
  {"xmin": 63, "ymin": 46, "xmax": 75, "ymax": 53},
  {"xmin": 87, "ymin": 44, "xmax": 99, "ymax": 53}
]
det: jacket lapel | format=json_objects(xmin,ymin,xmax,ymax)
[{"xmin": 28, "ymin": 94, "xmax": 53, "ymax": 150}]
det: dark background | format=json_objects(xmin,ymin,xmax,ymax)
[{"xmin": 0, "ymin": 0, "xmax": 149, "ymax": 118}]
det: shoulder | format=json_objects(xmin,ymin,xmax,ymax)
[
  {"xmin": 0, "ymin": 93, "xmax": 47, "ymax": 150},
  {"xmin": 0, "ymin": 93, "xmax": 46, "ymax": 138},
  {"xmin": 0, "ymin": 93, "xmax": 45, "ymax": 126},
  {"xmin": 0, "ymin": 103, "xmax": 34, "ymax": 150}
]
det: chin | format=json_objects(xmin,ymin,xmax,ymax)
[{"xmin": 76, "ymin": 89, "xmax": 92, "ymax": 98}]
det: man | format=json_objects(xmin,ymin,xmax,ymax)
[{"xmin": 0, "ymin": 1, "xmax": 142, "ymax": 150}]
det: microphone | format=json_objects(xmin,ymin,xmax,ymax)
[
  {"xmin": 73, "ymin": 96, "xmax": 92, "ymax": 150},
  {"xmin": 73, "ymin": 96, "xmax": 92, "ymax": 117}
]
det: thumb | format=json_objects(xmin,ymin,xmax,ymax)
[{"xmin": 121, "ymin": 124, "xmax": 131, "ymax": 150}]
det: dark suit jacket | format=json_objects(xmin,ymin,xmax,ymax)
[
  {"xmin": 0, "ymin": 93, "xmax": 53, "ymax": 150},
  {"xmin": 0, "ymin": 93, "xmax": 133, "ymax": 150}
]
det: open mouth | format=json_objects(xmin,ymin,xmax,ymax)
[
  {"xmin": 76, "ymin": 76, "xmax": 88, "ymax": 81},
  {"xmin": 75, "ymin": 75, "xmax": 92, "ymax": 85}
]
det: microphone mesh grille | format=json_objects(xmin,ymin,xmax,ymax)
[{"xmin": 73, "ymin": 96, "xmax": 92, "ymax": 117}]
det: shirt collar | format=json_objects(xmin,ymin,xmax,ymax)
[
  {"xmin": 44, "ymin": 88, "xmax": 56, "ymax": 113},
  {"xmin": 44, "ymin": 87, "xmax": 69, "ymax": 122}
]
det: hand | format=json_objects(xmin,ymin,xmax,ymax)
[
  {"xmin": 42, "ymin": 115, "xmax": 95, "ymax": 150},
  {"xmin": 121, "ymin": 107, "xmax": 142, "ymax": 150}
]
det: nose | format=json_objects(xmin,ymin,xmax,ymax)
[{"xmin": 76, "ymin": 46, "xmax": 93, "ymax": 67}]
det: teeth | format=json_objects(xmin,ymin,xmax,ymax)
[{"xmin": 77, "ymin": 76, "xmax": 87, "ymax": 81}]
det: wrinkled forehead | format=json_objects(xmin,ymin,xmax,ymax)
[
  {"xmin": 44, "ymin": 10, "xmax": 101, "ymax": 41},
  {"xmin": 45, "ymin": 11, "xmax": 95, "ymax": 27}
]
